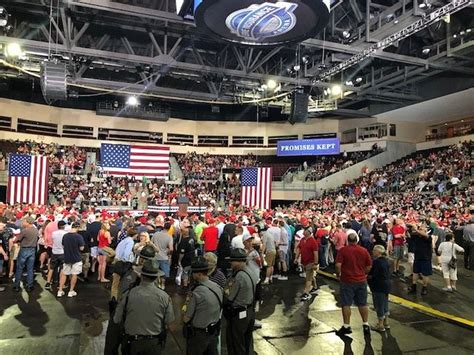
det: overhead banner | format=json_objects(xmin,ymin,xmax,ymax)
[{"xmin": 277, "ymin": 137, "xmax": 340, "ymax": 156}]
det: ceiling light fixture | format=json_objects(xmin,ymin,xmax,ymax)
[
  {"xmin": 126, "ymin": 96, "xmax": 139, "ymax": 106},
  {"xmin": 342, "ymin": 30, "xmax": 350, "ymax": 38},
  {"xmin": 266, "ymin": 79, "xmax": 278, "ymax": 90},
  {"xmin": 331, "ymin": 84, "xmax": 342, "ymax": 96},
  {"xmin": 4, "ymin": 42, "xmax": 22, "ymax": 58}
]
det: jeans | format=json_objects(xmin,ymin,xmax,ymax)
[
  {"xmin": 319, "ymin": 243, "xmax": 329, "ymax": 268},
  {"xmin": 14, "ymin": 247, "xmax": 36, "ymax": 289},
  {"xmin": 372, "ymin": 292, "xmax": 389, "ymax": 320}
]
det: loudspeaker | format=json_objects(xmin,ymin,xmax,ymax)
[
  {"xmin": 40, "ymin": 60, "xmax": 68, "ymax": 103},
  {"xmin": 288, "ymin": 92, "xmax": 309, "ymax": 124}
]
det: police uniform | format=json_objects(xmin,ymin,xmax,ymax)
[
  {"xmin": 224, "ymin": 249, "xmax": 259, "ymax": 355},
  {"xmin": 113, "ymin": 259, "xmax": 173, "ymax": 355},
  {"xmin": 105, "ymin": 245, "xmax": 158, "ymax": 355},
  {"xmin": 183, "ymin": 257, "xmax": 223, "ymax": 355}
]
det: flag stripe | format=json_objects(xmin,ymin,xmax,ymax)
[{"xmin": 241, "ymin": 167, "xmax": 272, "ymax": 210}]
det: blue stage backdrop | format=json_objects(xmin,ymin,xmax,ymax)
[{"xmin": 277, "ymin": 138, "xmax": 340, "ymax": 156}]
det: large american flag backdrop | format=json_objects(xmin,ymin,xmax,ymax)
[
  {"xmin": 100, "ymin": 143, "xmax": 170, "ymax": 179},
  {"xmin": 240, "ymin": 167, "xmax": 272, "ymax": 210},
  {"xmin": 7, "ymin": 154, "xmax": 49, "ymax": 205}
]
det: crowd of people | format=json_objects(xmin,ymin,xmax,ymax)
[
  {"xmin": 305, "ymin": 145, "xmax": 384, "ymax": 181},
  {"xmin": 0, "ymin": 139, "xmax": 472, "ymax": 354},
  {"xmin": 176, "ymin": 152, "xmax": 258, "ymax": 181}
]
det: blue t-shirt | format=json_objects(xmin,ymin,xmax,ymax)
[{"xmin": 62, "ymin": 232, "xmax": 85, "ymax": 264}]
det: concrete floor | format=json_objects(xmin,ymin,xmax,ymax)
[{"xmin": 0, "ymin": 267, "xmax": 473, "ymax": 355}]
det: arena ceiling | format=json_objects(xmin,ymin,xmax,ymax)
[{"xmin": 0, "ymin": 0, "xmax": 473, "ymax": 121}]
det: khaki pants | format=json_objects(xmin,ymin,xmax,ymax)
[{"xmin": 111, "ymin": 273, "xmax": 121, "ymax": 300}]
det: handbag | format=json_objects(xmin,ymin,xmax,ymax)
[{"xmin": 448, "ymin": 243, "xmax": 457, "ymax": 269}]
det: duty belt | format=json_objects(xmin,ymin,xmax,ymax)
[{"xmin": 126, "ymin": 334, "xmax": 162, "ymax": 341}]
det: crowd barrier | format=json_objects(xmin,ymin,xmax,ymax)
[{"xmin": 104, "ymin": 205, "xmax": 208, "ymax": 216}]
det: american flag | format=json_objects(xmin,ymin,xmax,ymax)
[
  {"xmin": 241, "ymin": 167, "xmax": 272, "ymax": 210},
  {"xmin": 100, "ymin": 143, "xmax": 169, "ymax": 179},
  {"xmin": 7, "ymin": 154, "xmax": 49, "ymax": 205}
]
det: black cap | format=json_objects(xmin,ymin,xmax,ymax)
[
  {"xmin": 225, "ymin": 248, "xmax": 248, "ymax": 261},
  {"xmin": 58, "ymin": 220, "xmax": 67, "ymax": 228},
  {"xmin": 191, "ymin": 256, "xmax": 209, "ymax": 272},
  {"xmin": 71, "ymin": 221, "xmax": 81, "ymax": 229},
  {"xmin": 139, "ymin": 245, "xmax": 156, "ymax": 260},
  {"xmin": 136, "ymin": 259, "xmax": 164, "ymax": 277}
]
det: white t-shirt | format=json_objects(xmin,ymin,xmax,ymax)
[
  {"xmin": 231, "ymin": 235, "xmax": 244, "ymax": 249},
  {"xmin": 52, "ymin": 229, "xmax": 67, "ymax": 255},
  {"xmin": 438, "ymin": 242, "xmax": 464, "ymax": 263},
  {"xmin": 267, "ymin": 226, "xmax": 281, "ymax": 245},
  {"xmin": 278, "ymin": 228, "xmax": 289, "ymax": 252},
  {"xmin": 450, "ymin": 177, "xmax": 460, "ymax": 185}
]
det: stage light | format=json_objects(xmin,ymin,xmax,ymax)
[
  {"xmin": 302, "ymin": 56, "xmax": 309, "ymax": 64},
  {"xmin": 345, "ymin": 80, "xmax": 353, "ymax": 86},
  {"xmin": 355, "ymin": 77, "xmax": 363, "ymax": 83},
  {"xmin": 422, "ymin": 48, "xmax": 431, "ymax": 55},
  {"xmin": 267, "ymin": 79, "xmax": 278, "ymax": 90},
  {"xmin": 5, "ymin": 42, "xmax": 22, "ymax": 58},
  {"xmin": 342, "ymin": 30, "xmax": 350, "ymax": 38},
  {"xmin": 0, "ymin": 7, "xmax": 8, "ymax": 27},
  {"xmin": 126, "ymin": 96, "xmax": 139, "ymax": 106},
  {"xmin": 331, "ymin": 84, "xmax": 342, "ymax": 96}
]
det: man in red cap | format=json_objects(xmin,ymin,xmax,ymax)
[{"xmin": 201, "ymin": 219, "xmax": 219, "ymax": 254}]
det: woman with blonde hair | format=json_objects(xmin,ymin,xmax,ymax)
[
  {"xmin": 133, "ymin": 231, "xmax": 151, "ymax": 256},
  {"xmin": 97, "ymin": 222, "xmax": 112, "ymax": 282}
]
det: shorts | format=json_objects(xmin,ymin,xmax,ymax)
[
  {"xmin": 38, "ymin": 244, "xmax": 48, "ymax": 254},
  {"xmin": 50, "ymin": 254, "xmax": 64, "ymax": 269},
  {"xmin": 98, "ymin": 248, "xmax": 107, "ymax": 256},
  {"xmin": 413, "ymin": 259, "xmax": 432, "ymax": 276},
  {"xmin": 265, "ymin": 251, "xmax": 276, "ymax": 267},
  {"xmin": 90, "ymin": 246, "xmax": 98, "ymax": 258},
  {"xmin": 304, "ymin": 263, "xmax": 316, "ymax": 282},
  {"xmin": 278, "ymin": 249, "xmax": 288, "ymax": 263},
  {"xmin": 393, "ymin": 245, "xmax": 404, "ymax": 260},
  {"xmin": 408, "ymin": 252, "xmax": 414, "ymax": 264},
  {"xmin": 81, "ymin": 253, "xmax": 91, "ymax": 271},
  {"xmin": 63, "ymin": 262, "xmax": 83, "ymax": 275},
  {"xmin": 158, "ymin": 260, "xmax": 170, "ymax": 278},
  {"xmin": 441, "ymin": 262, "xmax": 457, "ymax": 280},
  {"xmin": 340, "ymin": 282, "xmax": 368, "ymax": 307},
  {"xmin": 10, "ymin": 244, "xmax": 20, "ymax": 260},
  {"xmin": 46, "ymin": 247, "xmax": 53, "ymax": 258}
]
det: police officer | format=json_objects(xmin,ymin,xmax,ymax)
[
  {"xmin": 223, "ymin": 248, "xmax": 259, "ymax": 355},
  {"xmin": 105, "ymin": 245, "xmax": 159, "ymax": 355},
  {"xmin": 183, "ymin": 256, "xmax": 223, "ymax": 355},
  {"xmin": 113, "ymin": 259, "xmax": 175, "ymax": 355}
]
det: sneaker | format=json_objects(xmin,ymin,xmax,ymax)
[
  {"xmin": 370, "ymin": 325, "xmax": 385, "ymax": 332},
  {"xmin": 296, "ymin": 266, "xmax": 302, "ymax": 273},
  {"xmin": 278, "ymin": 275, "xmax": 288, "ymax": 281},
  {"xmin": 309, "ymin": 287, "xmax": 319, "ymax": 295},
  {"xmin": 25, "ymin": 286, "xmax": 34, "ymax": 293},
  {"xmin": 442, "ymin": 287, "xmax": 453, "ymax": 292},
  {"xmin": 67, "ymin": 290, "xmax": 77, "ymax": 298},
  {"xmin": 57, "ymin": 290, "xmax": 65, "ymax": 298},
  {"xmin": 451, "ymin": 286, "xmax": 457, "ymax": 291},
  {"xmin": 44, "ymin": 282, "xmax": 52, "ymax": 290},
  {"xmin": 421, "ymin": 287, "xmax": 428, "ymax": 295},
  {"xmin": 0, "ymin": 286, "xmax": 5, "ymax": 292},
  {"xmin": 262, "ymin": 278, "xmax": 270, "ymax": 285},
  {"xmin": 336, "ymin": 326, "xmax": 352, "ymax": 336},
  {"xmin": 300, "ymin": 293, "xmax": 311, "ymax": 302},
  {"xmin": 363, "ymin": 324, "xmax": 371, "ymax": 336},
  {"xmin": 13, "ymin": 286, "xmax": 21, "ymax": 292},
  {"xmin": 272, "ymin": 274, "xmax": 281, "ymax": 279},
  {"xmin": 299, "ymin": 272, "xmax": 306, "ymax": 278}
]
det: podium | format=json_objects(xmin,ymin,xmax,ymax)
[{"xmin": 177, "ymin": 196, "xmax": 189, "ymax": 216}]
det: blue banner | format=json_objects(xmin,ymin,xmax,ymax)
[{"xmin": 277, "ymin": 138, "xmax": 340, "ymax": 156}]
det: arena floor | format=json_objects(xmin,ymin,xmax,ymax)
[{"xmin": 0, "ymin": 264, "xmax": 473, "ymax": 355}]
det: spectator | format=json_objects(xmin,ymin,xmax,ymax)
[
  {"xmin": 294, "ymin": 227, "xmax": 319, "ymax": 302},
  {"xmin": 335, "ymin": 233, "xmax": 372, "ymax": 337},
  {"xmin": 13, "ymin": 217, "xmax": 39, "ymax": 292},
  {"xmin": 438, "ymin": 233, "xmax": 464, "ymax": 292},
  {"xmin": 368, "ymin": 245, "xmax": 391, "ymax": 332},
  {"xmin": 58, "ymin": 222, "xmax": 84, "ymax": 298},
  {"xmin": 45, "ymin": 220, "xmax": 68, "ymax": 291}
]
